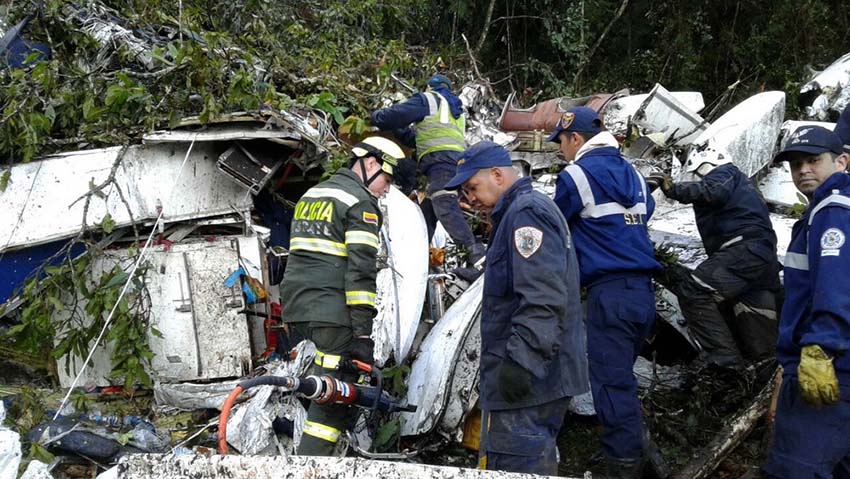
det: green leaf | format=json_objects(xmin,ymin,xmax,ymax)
[
  {"xmin": 0, "ymin": 170, "xmax": 10, "ymax": 192},
  {"xmin": 372, "ymin": 417, "xmax": 401, "ymax": 453},
  {"xmin": 104, "ymin": 271, "xmax": 130, "ymax": 288},
  {"xmin": 29, "ymin": 443, "xmax": 55, "ymax": 464},
  {"xmin": 100, "ymin": 213, "xmax": 116, "ymax": 233},
  {"xmin": 47, "ymin": 295, "xmax": 65, "ymax": 311}
]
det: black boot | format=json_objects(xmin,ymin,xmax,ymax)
[
  {"xmin": 605, "ymin": 457, "xmax": 644, "ymax": 479},
  {"xmin": 643, "ymin": 430, "xmax": 670, "ymax": 479}
]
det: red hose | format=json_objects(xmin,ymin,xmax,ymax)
[{"xmin": 217, "ymin": 385, "xmax": 244, "ymax": 455}]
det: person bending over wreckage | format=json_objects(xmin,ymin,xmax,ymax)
[
  {"xmin": 279, "ymin": 137, "xmax": 405, "ymax": 456},
  {"xmin": 370, "ymin": 74, "xmax": 486, "ymax": 277},
  {"xmin": 548, "ymin": 107, "xmax": 666, "ymax": 478},
  {"xmin": 763, "ymin": 126, "xmax": 850, "ymax": 478},
  {"xmin": 443, "ymin": 141, "xmax": 589, "ymax": 475},
  {"xmin": 650, "ymin": 149, "xmax": 782, "ymax": 374}
]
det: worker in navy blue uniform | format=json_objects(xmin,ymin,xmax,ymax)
[
  {"xmin": 764, "ymin": 126, "xmax": 850, "ymax": 478},
  {"xmin": 549, "ymin": 106, "xmax": 663, "ymax": 478},
  {"xmin": 653, "ymin": 150, "xmax": 781, "ymax": 370},
  {"xmin": 370, "ymin": 74, "xmax": 485, "ymax": 268},
  {"xmin": 443, "ymin": 141, "xmax": 588, "ymax": 475}
]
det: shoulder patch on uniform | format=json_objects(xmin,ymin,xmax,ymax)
[
  {"xmin": 821, "ymin": 228, "xmax": 845, "ymax": 250},
  {"xmin": 363, "ymin": 212, "xmax": 379, "ymax": 225},
  {"xmin": 514, "ymin": 226, "xmax": 543, "ymax": 259}
]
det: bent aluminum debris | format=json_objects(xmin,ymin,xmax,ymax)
[
  {"xmin": 800, "ymin": 52, "xmax": 850, "ymax": 121},
  {"xmin": 401, "ymin": 276, "xmax": 483, "ymax": 437},
  {"xmin": 684, "ymin": 91, "xmax": 785, "ymax": 180}
]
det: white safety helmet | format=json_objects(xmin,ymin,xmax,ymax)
[
  {"xmin": 683, "ymin": 147, "xmax": 732, "ymax": 178},
  {"xmin": 351, "ymin": 136, "xmax": 406, "ymax": 177}
]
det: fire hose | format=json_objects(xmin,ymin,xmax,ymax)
[{"xmin": 217, "ymin": 364, "xmax": 416, "ymax": 454}]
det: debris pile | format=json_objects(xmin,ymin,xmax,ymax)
[{"xmin": 4, "ymin": 2, "xmax": 850, "ymax": 476}]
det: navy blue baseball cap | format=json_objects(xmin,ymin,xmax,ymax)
[
  {"xmin": 427, "ymin": 74, "xmax": 452, "ymax": 90},
  {"xmin": 773, "ymin": 125, "xmax": 844, "ymax": 164},
  {"xmin": 547, "ymin": 106, "xmax": 603, "ymax": 143},
  {"xmin": 444, "ymin": 141, "xmax": 512, "ymax": 190}
]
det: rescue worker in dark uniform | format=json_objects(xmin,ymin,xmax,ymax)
[
  {"xmin": 370, "ymin": 74, "xmax": 486, "ymax": 268},
  {"xmin": 280, "ymin": 136, "xmax": 405, "ymax": 456},
  {"xmin": 443, "ymin": 141, "xmax": 588, "ymax": 475},
  {"xmin": 764, "ymin": 126, "xmax": 850, "ymax": 478},
  {"xmin": 549, "ymin": 107, "xmax": 663, "ymax": 478},
  {"xmin": 654, "ymin": 149, "xmax": 781, "ymax": 370}
]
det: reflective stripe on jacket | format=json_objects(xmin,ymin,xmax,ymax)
[
  {"xmin": 414, "ymin": 92, "xmax": 466, "ymax": 158},
  {"xmin": 280, "ymin": 169, "xmax": 382, "ymax": 337},
  {"xmin": 778, "ymin": 172, "xmax": 850, "ymax": 393}
]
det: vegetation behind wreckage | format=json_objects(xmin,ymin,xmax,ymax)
[{"xmin": 2, "ymin": 0, "xmax": 849, "ymax": 386}]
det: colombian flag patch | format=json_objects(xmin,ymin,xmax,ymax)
[{"xmin": 362, "ymin": 212, "xmax": 379, "ymax": 225}]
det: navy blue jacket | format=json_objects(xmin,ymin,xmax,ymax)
[
  {"xmin": 667, "ymin": 163, "xmax": 777, "ymax": 258},
  {"xmin": 554, "ymin": 139, "xmax": 662, "ymax": 286},
  {"xmin": 481, "ymin": 177, "xmax": 589, "ymax": 410},
  {"xmin": 370, "ymin": 86, "xmax": 464, "ymax": 149},
  {"xmin": 778, "ymin": 172, "xmax": 850, "ymax": 393}
]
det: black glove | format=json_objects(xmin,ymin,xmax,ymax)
[
  {"xmin": 349, "ymin": 337, "xmax": 375, "ymax": 365},
  {"xmin": 497, "ymin": 358, "xmax": 533, "ymax": 404}
]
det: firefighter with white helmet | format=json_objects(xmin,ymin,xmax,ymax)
[
  {"xmin": 654, "ymin": 147, "xmax": 781, "ymax": 372},
  {"xmin": 281, "ymin": 136, "xmax": 404, "ymax": 456}
]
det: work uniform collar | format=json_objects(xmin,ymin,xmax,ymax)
[
  {"xmin": 491, "ymin": 177, "xmax": 533, "ymax": 226},
  {"xmin": 575, "ymin": 131, "xmax": 619, "ymax": 162},
  {"xmin": 336, "ymin": 168, "xmax": 373, "ymax": 196},
  {"xmin": 811, "ymin": 172, "xmax": 850, "ymax": 206}
]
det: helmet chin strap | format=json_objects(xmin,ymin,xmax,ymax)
[{"xmin": 357, "ymin": 157, "xmax": 384, "ymax": 187}]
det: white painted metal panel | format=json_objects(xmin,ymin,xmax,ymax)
[
  {"xmin": 56, "ymin": 237, "xmax": 254, "ymax": 387},
  {"xmin": 401, "ymin": 276, "xmax": 483, "ymax": 437},
  {"xmin": 633, "ymin": 84, "xmax": 708, "ymax": 146},
  {"xmin": 603, "ymin": 89, "xmax": 705, "ymax": 137},
  {"xmin": 801, "ymin": 52, "xmax": 850, "ymax": 120},
  {"xmin": 118, "ymin": 454, "xmax": 575, "ymax": 479},
  {"xmin": 684, "ymin": 91, "xmax": 785, "ymax": 179},
  {"xmin": 373, "ymin": 186, "xmax": 429, "ymax": 366},
  {"xmin": 1, "ymin": 143, "xmax": 252, "ymax": 253}
]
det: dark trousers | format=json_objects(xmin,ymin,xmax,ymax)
[
  {"xmin": 422, "ymin": 159, "xmax": 477, "ymax": 250},
  {"xmin": 764, "ymin": 377, "xmax": 850, "ymax": 478},
  {"xmin": 587, "ymin": 274, "xmax": 656, "ymax": 461},
  {"xmin": 664, "ymin": 243, "xmax": 779, "ymax": 368},
  {"xmin": 293, "ymin": 322, "xmax": 357, "ymax": 456},
  {"xmin": 479, "ymin": 397, "xmax": 571, "ymax": 475}
]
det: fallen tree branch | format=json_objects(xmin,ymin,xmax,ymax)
[
  {"xmin": 672, "ymin": 368, "xmax": 780, "ymax": 479},
  {"xmin": 572, "ymin": 0, "xmax": 630, "ymax": 92}
]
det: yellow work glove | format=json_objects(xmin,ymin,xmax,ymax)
[{"xmin": 798, "ymin": 344, "xmax": 840, "ymax": 407}]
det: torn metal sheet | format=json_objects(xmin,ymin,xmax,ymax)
[
  {"xmin": 634, "ymin": 356, "xmax": 684, "ymax": 391},
  {"xmin": 373, "ymin": 186, "xmax": 429, "ymax": 366},
  {"xmin": 401, "ymin": 276, "xmax": 483, "ymax": 437},
  {"xmin": 0, "ymin": 143, "xmax": 253, "ymax": 253},
  {"xmin": 55, "ymin": 237, "xmax": 255, "ymax": 387},
  {"xmin": 117, "ymin": 453, "xmax": 575, "ymax": 479},
  {"xmin": 684, "ymin": 91, "xmax": 785, "ymax": 180},
  {"xmin": 154, "ymin": 379, "xmax": 249, "ymax": 411},
  {"xmin": 499, "ymin": 90, "xmax": 626, "ymax": 132},
  {"xmin": 439, "ymin": 314, "xmax": 481, "ymax": 440},
  {"xmin": 632, "ymin": 84, "xmax": 708, "ymax": 147},
  {"xmin": 225, "ymin": 341, "xmax": 315, "ymax": 455},
  {"xmin": 19, "ymin": 460, "xmax": 52, "ymax": 479},
  {"xmin": 603, "ymin": 90, "xmax": 705, "ymax": 138},
  {"xmin": 0, "ymin": 403, "xmax": 21, "ymax": 479},
  {"xmin": 66, "ymin": 3, "xmax": 156, "ymax": 69},
  {"xmin": 460, "ymin": 81, "xmax": 517, "ymax": 146},
  {"xmin": 800, "ymin": 52, "xmax": 850, "ymax": 121}
]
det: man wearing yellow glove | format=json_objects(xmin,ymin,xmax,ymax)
[{"xmin": 764, "ymin": 126, "xmax": 850, "ymax": 478}]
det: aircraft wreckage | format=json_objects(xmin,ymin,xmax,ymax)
[{"xmin": 4, "ymin": 49, "xmax": 850, "ymax": 479}]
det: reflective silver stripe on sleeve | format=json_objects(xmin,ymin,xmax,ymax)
[
  {"xmin": 783, "ymin": 252, "xmax": 809, "ymax": 271},
  {"xmin": 430, "ymin": 189, "xmax": 458, "ymax": 198},
  {"xmin": 564, "ymin": 164, "xmax": 648, "ymax": 218},
  {"xmin": 301, "ymin": 187, "xmax": 358, "ymax": 207},
  {"xmin": 808, "ymin": 192, "xmax": 850, "ymax": 226},
  {"xmin": 423, "ymin": 92, "xmax": 438, "ymax": 116}
]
